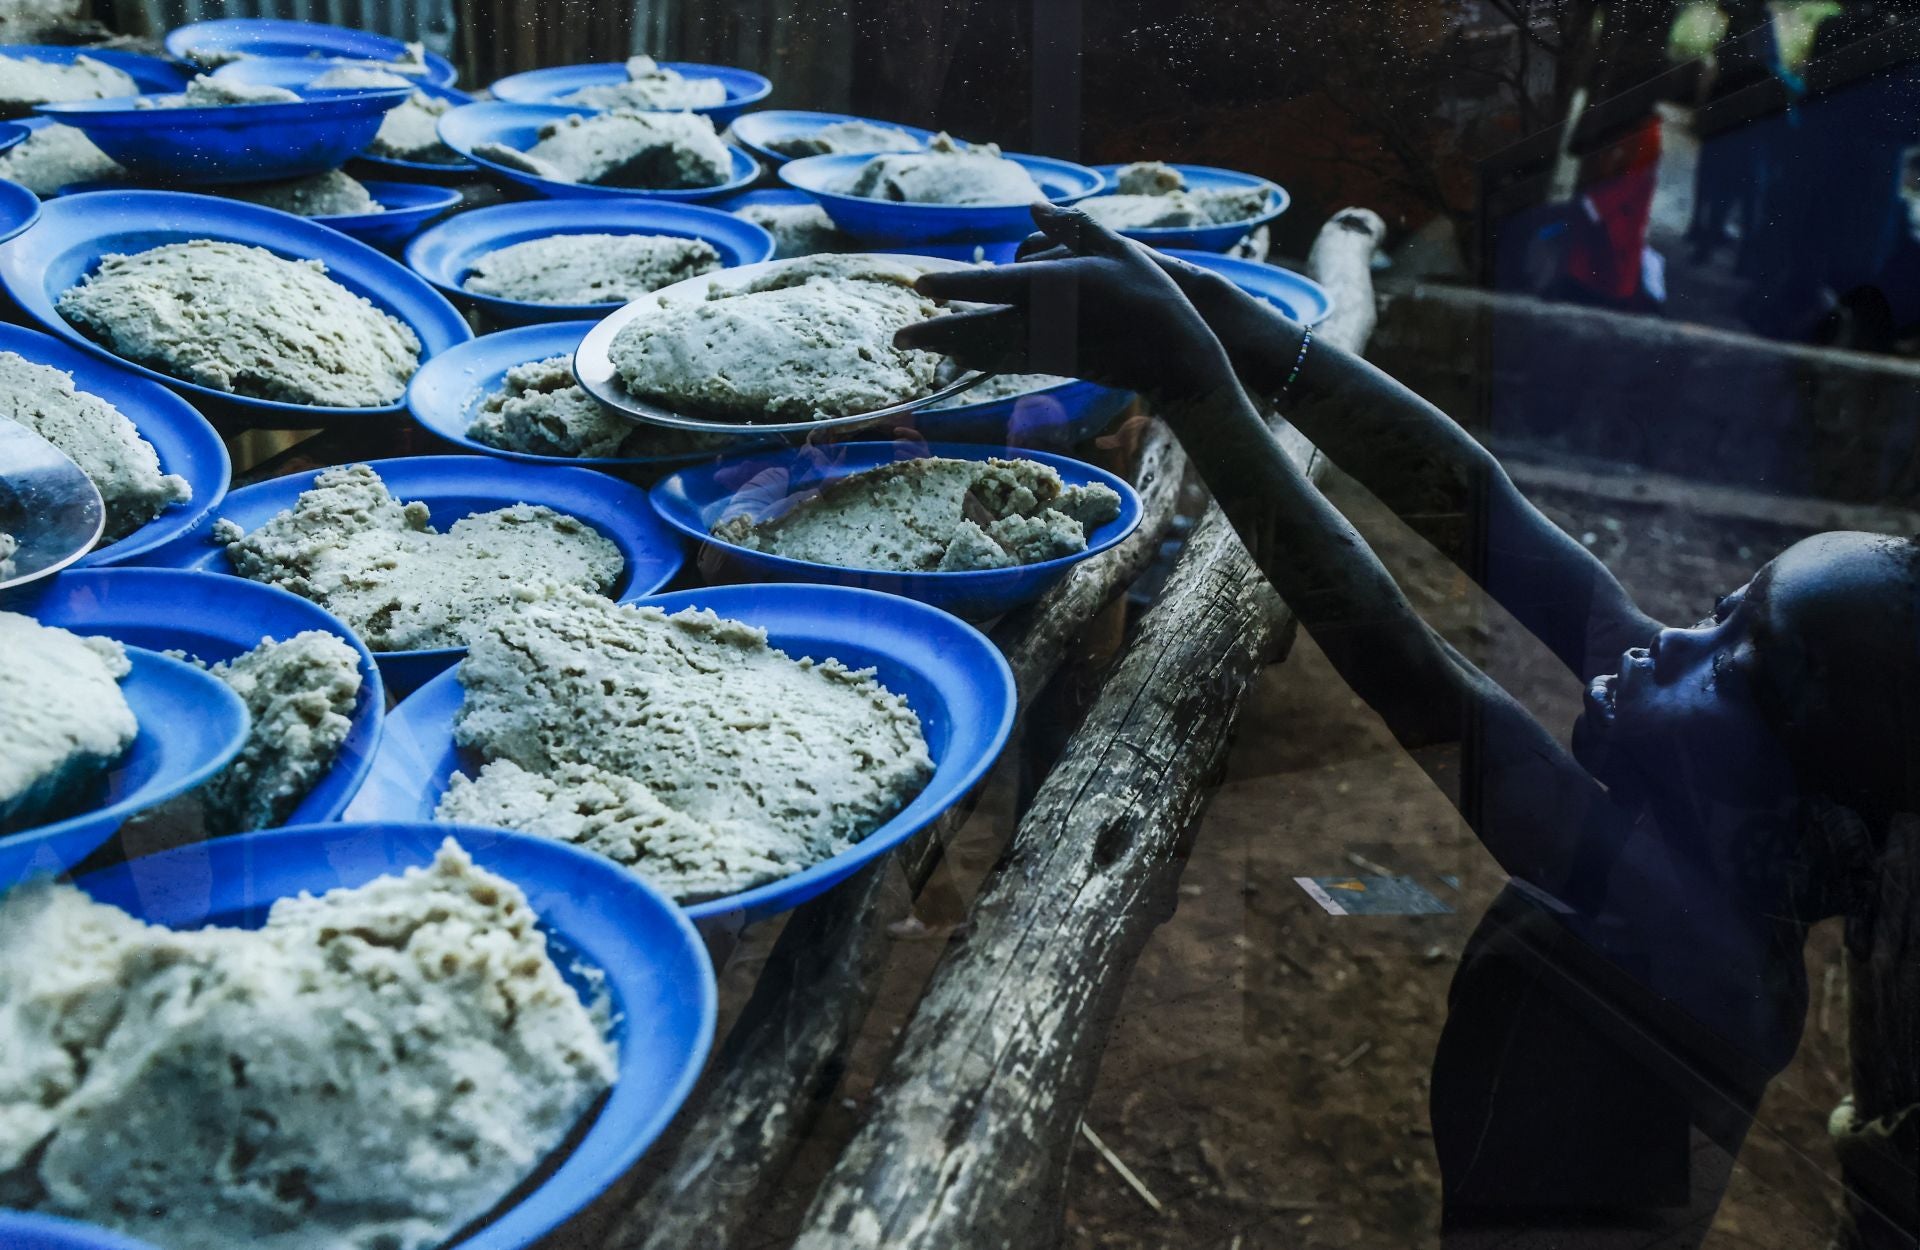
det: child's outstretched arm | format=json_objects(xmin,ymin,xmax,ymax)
[
  {"xmin": 899, "ymin": 208, "xmax": 1626, "ymax": 899},
  {"xmin": 1015, "ymin": 212, "xmax": 1660, "ymax": 679}
]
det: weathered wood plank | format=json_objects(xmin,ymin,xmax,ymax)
[
  {"xmin": 787, "ymin": 210, "xmax": 1383, "ymax": 1249},
  {"xmin": 595, "ymin": 423, "xmax": 1187, "ymax": 1250}
]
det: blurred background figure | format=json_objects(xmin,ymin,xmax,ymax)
[{"xmin": 1683, "ymin": 0, "xmax": 1787, "ymax": 265}]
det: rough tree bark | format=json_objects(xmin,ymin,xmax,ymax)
[
  {"xmin": 1835, "ymin": 816, "xmax": 1920, "ymax": 1249},
  {"xmin": 788, "ymin": 209, "xmax": 1384, "ymax": 1250}
]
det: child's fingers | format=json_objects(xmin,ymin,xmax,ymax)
[
  {"xmin": 1013, "ymin": 230, "xmax": 1054, "ymax": 261},
  {"xmin": 1013, "ymin": 234, "xmax": 1075, "ymax": 264},
  {"xmin": 895, "ymin": 305, "xmax": 1030, "ymax": 370},
  {"xmin": 1031, "ymin": 201, "xmax": 1129, "ymax": 257},
  {"xmin": 913, "ymin": 257, "xmax": 1088, "ymax": 303}
]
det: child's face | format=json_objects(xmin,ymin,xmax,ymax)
[
  {"xmin": 1574, "ymin": 565, "xmax": 1795, "ymax": 823},
  {"xmin": 1573, "ymin": 532, "xmax": 1915, "ymax": 831}
]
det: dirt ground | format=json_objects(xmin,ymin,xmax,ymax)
[{"xmin": 1046, "ymin": 464, "xmax": 1864, "ymax": 1250}]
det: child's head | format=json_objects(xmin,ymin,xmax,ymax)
[{"xmin": 1575, "ymin": 531, "xmax": 1920, "ymax": 878}]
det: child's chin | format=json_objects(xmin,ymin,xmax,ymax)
[
  {"xmin": 1572, "ymin": 714, "xmax": 1648, "ymax": 808},
  {"xmin": 1571, "ymin": 708, "xmax": 1608, "ymax": 764}
]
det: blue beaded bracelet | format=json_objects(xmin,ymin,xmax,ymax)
[{"xmin": 1280, "ymin": 326, "xmax": 1313, "ymax": 403}]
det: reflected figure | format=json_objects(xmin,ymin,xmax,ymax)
[
  {"xmin": 1554, "ymin": 106, "xmax": 1665, "ymax": 314},
  {"xmin": 899, "ymin": 204, "xmax": 1915, "ymax": 1246},
  {"xmin": 1684, "ymin": 0, "xmax": 1783, "ymax": 265}
]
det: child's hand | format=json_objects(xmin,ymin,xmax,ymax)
[
  {"xmin": 895, "ymin": 203, "xmax": 1239, "ymax": 401},
  {"xmin": 1016, "ymin": 226, "xmax": 1306, "ymax": 398}
]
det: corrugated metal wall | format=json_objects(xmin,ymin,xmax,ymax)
[
  {"xmin": 110, "ymin": 0, "xmax": 459, "ymax": 61},
  {"xmin": 102, "ymin": 0, "xmax": 850, "ymax": 108}
]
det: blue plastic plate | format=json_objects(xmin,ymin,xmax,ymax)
[
  {"xmin": 0, "ymin": 322, "xmax": 227, "ymax": 566},
  {"xmin": 68, "ymin": 820, "xmax": 715, "ymax": 1250},
  {"xmin": 439, "ymin": 101, "xmax": 760, "ymax": 204},
  {"xmin": 0, "ymin": 120, "xmax": 24, "ymax": 152},
  {"xmin": 651, "ymin": 442, "xmax": 1141, "ymax": 619},
  {"xmin": 131, "ymin": 454, "xmax": 687, "ymax": 694},
  {"xmin": 318, "ymin": 179, "xmax": 463, "ymax": 251},
  {"xmin": 56, "ymin": 179, "xmax": 464, "ymax": 253},
  {"xmin": 778, "ymin": 149, "xmax": 1101, "ymax": 244},
  {"xmin": 209, "ymin": 60, "xmax": 476, "ymax": 177},
  {"xmin": 1088, "ymin": 163, "xmax": 1289, "ymax": 252},
  {"xmin": 0, "ymin": 189, "xmax": 472, "ymax": 427},
  {"xmin": 708, "ymin": 190, "xmax": 1029, "ymax": 266},
  {"xmin": 874, "ymin": 240, "xmax": 1020, "ymax": 264},
  {"xmin": 15, "ymin": 567, "xmax": 384, "ymax": 828},
  {"xmin": 729, "ymin": 109, "xmax": 935, "ymax": 167},
  {"xmin": 0, "ymin": 1212, "xmax": 159, "ymax": 1250},
  {"xmin": 164, "ymin": 19, "xmax": 459, "ymax": 86},
  {"xmin": 0, "ymin": 45, "xmax": 190, "ymax": 98},
  {"xmin": 37, "ymin": 85, "xmax": 412, "ymax": 184},
  {"xmin": 406, "ymin": 198, "xmax": 773, "ymax": 325},
  {"xmin": 0, "ymin": 172, "xmax": 37, "ymax": 243},
  {"xmin": 711, "ymin": 186, "xmax": 813, "ymax": 212},
  {"xmin": 0, "ymin": 645, "xmax": 248, "ymax": 888},
  {"xmin": 407, "ymin": 321, "xmax": 764, "ymax": 467},
  {"xmin": 906, "ymin": 377, "xmax": 1134, "ymax": 448},
  {"xmin": 1166, "ymin": 247, "xmax": 1335, "ymax": 326},
  {"xmin": 347, "ymin": 582, "xmax": 1015, "ymax": 924},
  {"xmin": 488, "ymin": 60, "xmax": 771, "ymax": 128}
]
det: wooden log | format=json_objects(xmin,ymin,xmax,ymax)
[
  {"xmin": 788, "ymin": 210, "xmax": 1383, "ymax": 1249},
  {"xmin": 595, "ymin": 423, "xmax": 1187, "ymax": 1250},
  {"xmin": 1834, "ymin": 814, "xmax": 1920, "ymax": 1248}
]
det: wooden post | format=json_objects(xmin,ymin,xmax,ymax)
[
  {"xmin": 788, "ymin": 210, "xmax": 1383, "ymax": 1249},
  {"xmin": 1835, "ymin": 815, "xmax": 1920, "ymax": 1248}
]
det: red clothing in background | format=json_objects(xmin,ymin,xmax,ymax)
[{"xmin": 1567, "ymin": 113, "xmax": 1663, "ymax": 303}]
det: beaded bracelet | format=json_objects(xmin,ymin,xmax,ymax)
[{"xmin": 1279, "ymin": 326, "xmax": 1313, "ymax": 404}]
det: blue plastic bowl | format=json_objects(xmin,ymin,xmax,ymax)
[
  {"xmin": 1087, "ymin": 162, "xmax": 1289, "ymax": 253},
  {"xmin": 711, "ymin": 186, "xmax": 811, "ymax": 212},
  {"xmin": 0, "ymin": 172, "xmax": 37, "ymax": 242},
  {"xmin": 345, "ymin": 582, "xmax": 1016, "ymax": 924},
  {"xmin": 0, "ymin": 645, "xmax": 248, "ymax": 889},
  {"xmin": 488, "ymin": 60, "xmax": 771, "ymax": 129},
  {"xmin": 0, "ymin": 322, "xmax": 227, "ymax": 566},
  {"xmin": 131, "ymin": 454, "xmax": 688, "ymax": 694},
  {"xmin": 406, "ymin": 198, "xmax": 774, "ymax": 325},
  {"xmin": 15, "ymin": 567, "xmax": 385, "ymax": 829},
  {"xmin": 1165, "ymin": 247, "xmax": 1335, "ymax": 326},
  {"xmin": 164, "ymin": 18, "xmax": 459, "ymax": 86},
  {"xmin": 56, "ymin": 178, "xmax": 465, "ymax": 253},
  {"xmin": 729, "ymin": 109, "xmax": 936, "ymax": 168},
  {"xmin": 778, "ymin": 149, "xmax": 1101, "ymax": 244},
  {"xmin": 37, "ymin": 85, "xmax": 412, "ymax": 184},
  {"xmin": 0, "ymin": 120, "xmax": 25, "ymax": 153},
  {"xmin": 906, "ymin": 378, "xmax": 1134, "ymax": 448},
  {"xmin": 407, "ymin": 320, "xmax": 764, "ymax": 467},
  {"xmin": 0, "ymin": 189, "xmax": 472, "ymax": 427},
  {"xmin": 650, "ymin": 442, "xmax": 1140, "ymax": 620},
  {"xmin": 319, "ymin": 179, "xmax": 463, "ymax": 251},
  {"xmin": 439, "ymin": 100, "xmax": 760, "ymax": 204},
  {"xmin": 0, "ymin": 45, "xmax": 191, "ymax": 98},
  {"xmin": 0, "ymin": 1212, "xmax": 159, "ymax": 1250},
  {"xmin": 66, "ymin": 820, "xmax": 716, "ymax": 1250},
  {"xmin": 867, "ymin": 239, "xmax": 1020, "ymax": 265},
  {"xmin": 209, "ymin": 60, "xmax": 476, "ymax": 177}
]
